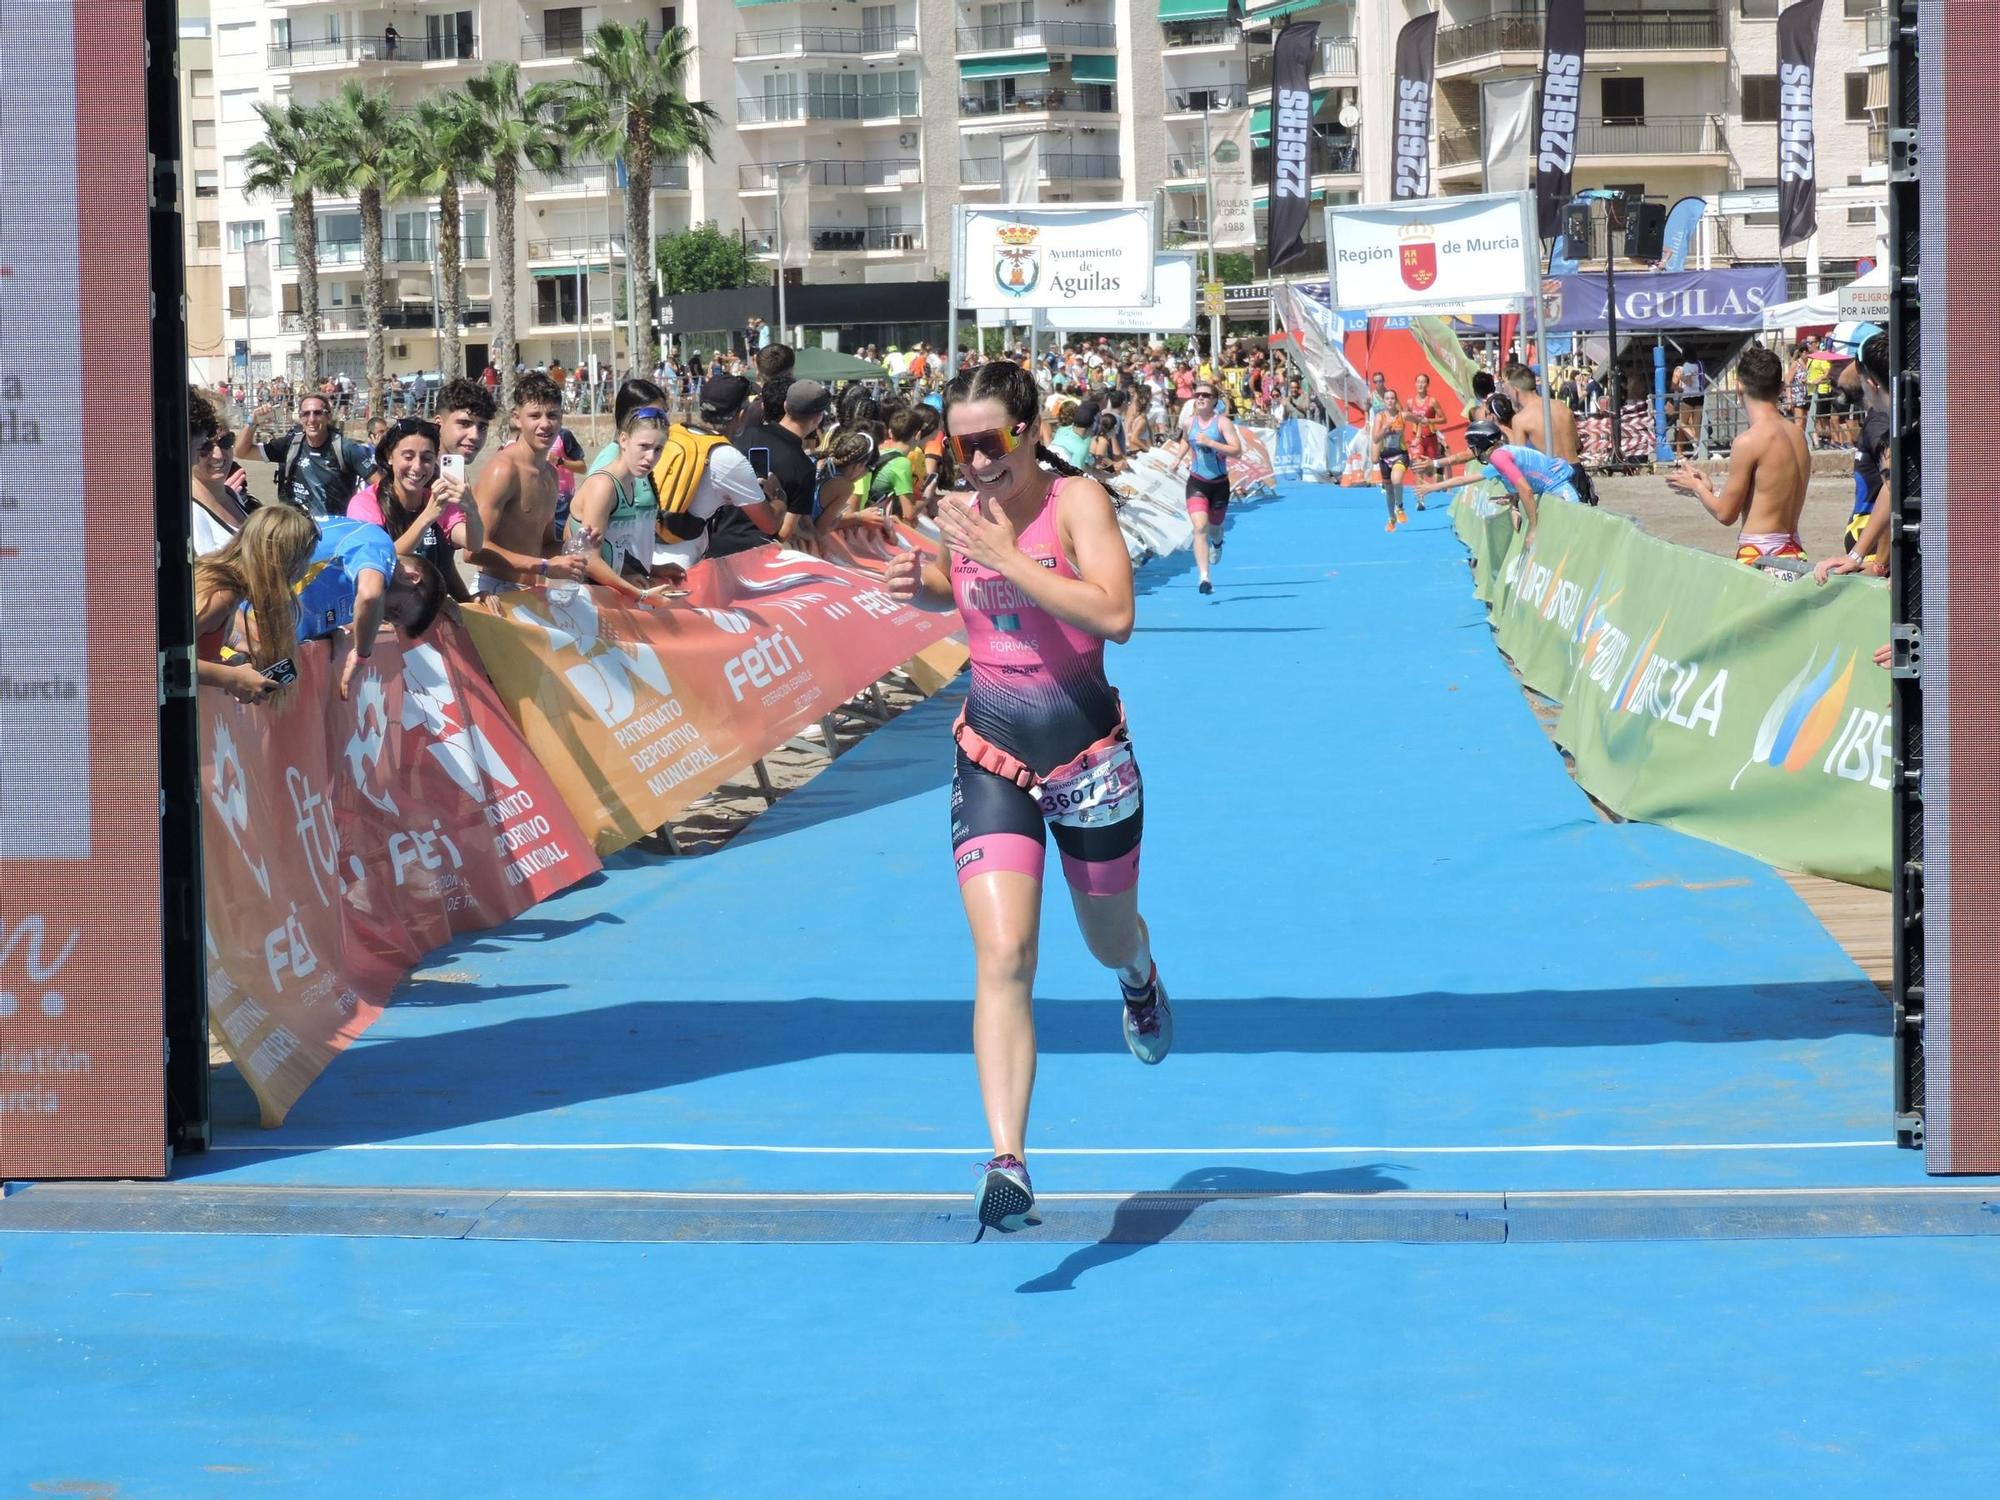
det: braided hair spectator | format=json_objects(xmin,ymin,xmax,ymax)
[{"xmin": 193, "ymin": 504, "xmax": 319, "ymax": 705}]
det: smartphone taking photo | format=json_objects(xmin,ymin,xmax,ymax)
[
  {"xmin": 438, "ymin": 453, "xmax": 466, "ymax": 485},
  {"xmin": 747, "ymin": 446, "xmax": 772, "ymax": 480},
  {"xmin": 261, "ymin": 657, "xmax": 298, "ymax": 686}
]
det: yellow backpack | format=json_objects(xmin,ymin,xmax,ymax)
[{"xmin": 651, "ymin": 425, "xmax": 732, "ymax": 533}]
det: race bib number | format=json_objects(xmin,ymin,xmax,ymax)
[{"xmin": 1038, "ymin": 742, "xmax": 1141, "ymax": 829}]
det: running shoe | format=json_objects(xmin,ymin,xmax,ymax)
[
  {"xmin": 1120, "ymin": 968, "xmax": 1174, "ymax": 1065},
  {"xmin": 1395, "ymin": 506, "xmax": 1409, "ymax": 525},
  {"xmin": 974, "ymin": 1154, "xmax": 1036, "ymax": 1230},
  {"xmin": 1198, "ymin": 579, "xmax": 1213, "ymax": 595},
  {"xmin": 1385, "ymin": 517, "xmax": 1398, "ymax": 533}
]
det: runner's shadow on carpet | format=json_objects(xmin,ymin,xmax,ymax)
[{"xmin": 1015, "ymin": 1164, "xmax": 1411, "ymax": 1293}]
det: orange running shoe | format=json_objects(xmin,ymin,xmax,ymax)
[{"xmin": 1385, "ymin": 517, "xmax": 1398, "ymax": 532}]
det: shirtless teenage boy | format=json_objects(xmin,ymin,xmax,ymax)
[
  {"xmin": 1502, "ymin": 364, "xmax": 1580, "ymax": 463},
  {"xmin": 1667, "ymin": 347, "xmax": 1810, "ymax": 569},
  {"xmin": 465, "ymin": 372, "xmax": 590, "ymax": 594}
]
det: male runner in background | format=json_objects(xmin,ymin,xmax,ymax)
[
  {"xmin": 464, "ymin": 372, "xmax": 590, "ymax": 595},
  {"xmin": 1666, "ymin": 347, "xmax": 1810, "ymax": 570}
]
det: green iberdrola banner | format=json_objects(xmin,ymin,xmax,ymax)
[{"xmin": 1453, "ymin": 489, "xmax": 1891, "ymax": 888}]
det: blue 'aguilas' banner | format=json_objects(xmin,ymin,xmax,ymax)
[
  {"xmin": 1543, "ymin": 267, "xmax": 1789, "ymax": 332},
  {"xmin": 1267, "ymin": 20, "xmax": 1320, "ymax": 270}
]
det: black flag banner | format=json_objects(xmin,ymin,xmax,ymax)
[
  {"xmin": 1392, "ymin": 12, "xmax": 1440, "ymax": 200},
  {"xmin": 1267, "ymin": 20, "xmax": 1320, "ymax": 270},
  {"xmin": 1777, "ymin": 0, "xmax": 1824, "ymax": 249},
  {"xmin": 1534, "ymin": 0, "xmax": 1586, "ymax": 239}
]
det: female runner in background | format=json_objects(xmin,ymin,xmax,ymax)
[{"xmin": 884, "ymin": 361, "xmax": 1169, "ymax": 1231}]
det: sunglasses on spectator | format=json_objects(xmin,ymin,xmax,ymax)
[
  {"xmin": 202, "ymin": 433, "xmax": 231, "ymax": 453},
  {"xmin": 629, "ymin": 406, "xmax": 670, "ymax": 422},
  {"xmin": 947, "ymin": 421, "xmax": 1030, "ymax": 465},
  {"xmin": 300, "ymin": 406, "xmax": 330, "ymax": 418},
  {"xmin": 1194, "ymin": 389, "xmax": 1217, "ymax": 399}
]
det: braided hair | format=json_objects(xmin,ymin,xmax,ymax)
[{"xmin": 944, "ymin": 360, "xmax": 1085, "ymax": 477}]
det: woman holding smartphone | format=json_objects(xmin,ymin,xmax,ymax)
[
  {"xmin": 883, "ymin": 361, "xmax": 1167, "ymax": 1232},
  {"xmin": 347, "ymin": 417, "xmax": 479, "ymax": 601},
  {"xmin": 193, "ymin": 504, "xmax": 319, "ymax": 705}
]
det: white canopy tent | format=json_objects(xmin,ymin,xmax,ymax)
[{"xmin": 1760, "ymin": 261, "xmax": 1888, "ymax": 333}]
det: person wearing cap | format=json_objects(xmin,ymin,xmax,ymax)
[
  {"xmin": 657, "ymin": 373, "xmax": 789, "ymax": 569},
  {"xmin": 734, "ymin": 376, "xmax": 831, "ymax": 549}
]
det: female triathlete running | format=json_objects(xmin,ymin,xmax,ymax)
[
  {"xmin": 1405, "ymin": 372, "xmax": 1444, "ymax": 492},
  {"xmin": 1169, "ymin": 381, "xmax": 1242, "ymax": 595},
  {"xmin": 884, "ymin": 361, "xmax": 1168, "ymax": 1231},
  {"xmin": 1373, "ymin": 394, "xmax": 1409, "ymax": 531}
]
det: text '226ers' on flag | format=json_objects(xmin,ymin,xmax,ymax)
[
  {"xmin": 1535, "ymin": 0, "xmax": 1586, "ymax": 239},
  {"xmin": 201, "ymin": 621, "xmax": 601, "ymax": 1126},
  {"xmin": 460, "ymin": 541, "xmax": 963, "ymax": 855},
  {"xmin": 1777, "ymin": 0, "xmax": 1824, "ymax": 249},
  {"xmin": 1392, "ymin": 12, "xmax": 1440, "ymax": 200},
  {"xmin": 1267, "ymin": 20, "xmax": 1319, "ymax": 270}
]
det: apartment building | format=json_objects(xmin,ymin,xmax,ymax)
[
  {"xmin": 180, "ymin": 4, "xmax": 230, "ymax": 385},
  {"xmin": 206, "ymin": 1, "xmax": 1888, "ymax": 382}
]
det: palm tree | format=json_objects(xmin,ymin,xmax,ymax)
[
  {"xmin": 462, "ymin": 62, "xmax": 567, "ymax": 403},
  {"xmin": 242, "ymin": 99, "xmax": 337, "ymax": 394},
  {"xmin": 550, "ymin": 22, "xmax": 717, "ymax": 372},
  {"xmin": 317, "ymin": 82, "xmax": 402, "ymax": 418},
  {"xmin": 389, "ymin": 91, "xmax": 485, "ymax": 380}
]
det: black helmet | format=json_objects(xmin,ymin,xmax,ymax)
[
  {"xmin": 1465, "ymin": 421, "xmax": 1505, "ymax": 456},
  {"xmin": 1486, "ymin": 390, "xmax": 1518, "ymax": 426}
]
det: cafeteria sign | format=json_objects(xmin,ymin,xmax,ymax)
[{"xmin": 956, "ymin": 204, "xmax": 1156, "ymax": 311}]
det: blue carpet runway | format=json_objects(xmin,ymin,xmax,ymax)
[{"xmin": 5, "ymin": 483, "xmax": 1996, "ymax": 1495}]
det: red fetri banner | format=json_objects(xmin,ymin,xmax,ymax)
[
  {"xmin": 202, "ymin": 620, "xmax": 600, "ymax": 1125},
  {"xmin": 460, "ymin": 540, "xmax": 963, "ymax": 854}
]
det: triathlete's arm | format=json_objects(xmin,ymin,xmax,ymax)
[
  {"xmin": 940, "ymin": 478, "xmax": 1134, "ymax": 644},
  {"xmin": 885, "ymin": 536, "xmax": 955, "ymax": 613}
]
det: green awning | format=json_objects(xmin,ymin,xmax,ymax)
[
  {"xmin": 1250, "ymin": 106, "xmax": 1271, "ymax": 136},
  {"xmin": 961, "ymin": 52, "xmax": 1050, "ymax": 81},
  {"xmin": 1070, "ymin": 54, "xmax": 1117, "ymax": 83},
  {"xmin": 1252, "ymin": 187, "xmax": 1328, "ymax": 207},
  {"xmin": 1246, "ymin": 0, "xmax": 1320, "ymax": 19},
  {"xmin": 1159, "ymin": 0, "xmax": 1232, "ymax": 19},
  {"xmin": 532, "ymin": 263, "xmax": 608, "ymax": 278},
  {"xmin": 1250, "ymin": 94, "xmax": 1331, "ymax": 145}
]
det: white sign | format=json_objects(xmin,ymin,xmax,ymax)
[
  {"xmin": 1718, "ymin": 188, "xmax": 1781, "ymax": 217},
  {"xmin": 1038, "ymin": 254, "xmax": 1199, "ymax": 334},
  {"xmin": 1838, "ymin": 282, "xmax": 1890, "ymax": 320},
  {"xmin": 955, "ymin": 204, "xmax": 1156, "ymax": 311},
  {"xmin": 1324, "ymin": 191, "xmax": 1538, "ymax": 314},
  {"xmin": 1207, "ymin": 110, "xmax": 1256, "ymax": 251}
]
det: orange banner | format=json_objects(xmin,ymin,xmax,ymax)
[
  {"xmin": 201, "ymin": 621, "xmax": 601, "ymax": 1125},
  {"xmin": 459, "ymin": 542, "xmax": 964, "ymax": 854}
]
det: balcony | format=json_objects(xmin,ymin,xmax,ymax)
[
  {"xmin": 267, "ymin": 33, "xmax": 480, "ymax": 70},
  {"xmin": 277, "ymin": 236, "xmax": 488, "ymax": 269},
  {"xmin": 282, "ymin": 304, "xmax": 493, "ymax": 333},
  {"xmin": 739, "ymin": 158, "xmax": 921, "ymax": 190},
  {"xmin": 1163, "ymin": 217, "xmax": 1208, "ymax": 247},
  {"xmin": 961, "ymin": 152, "xmax": 1122, "ymax": 186},
  {"xmin": 1868, "ymin": 124, "xmax": 1888, "ymax": 163},
  {"xmin": 1248, "ymin": 37, "xmax": 1358, "ymax": 90},
  {"xmin": 1163, "ymin": 20, "xmax": 1238, "ymax": 50},
  {"xmin": 1166, "ymin": 85, "xmax": 1250, "ymax": 113},
  {"xmin": 735, "ymin": 26, "xmax": 917, "ymax": 59},
  {"xmin": 1435, "ymin": 8, "xmax": 1723, "ymax": 69},
  {"xmin": 1437, "ymin": 115, "xmax": 1727, "ymax": 169},
  {"xmin": 525, "ymin": 235, "xmax": 619, "ymax": 262},
  {"xmin": 738, "ymin": 92, "xmax": 921, "ymax": 126},
  {"xmin": 958, "ymin": 87, "xmax": 1117, "ymax": 119},
  {"xmin": 522, "ymin": 21, "xmax": 684, "ymax": 61},
  {"xmin": 956, "ymin": 21, "xmax": 1116, "ymax": 53},
  {"xmin": 529, "ymin": 297, "xmax": 617, "ymax": 334},
  {"xmin": 1256, "ymin": 135, "xmax": 1360, "ymax": 178},
  {"xmin": 524, "ymin": 161, "xmax": 690, "ymax": 194},
  {"xmin": 745, "ymin": 224, "xmax": 923, "ymax": 255}
]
